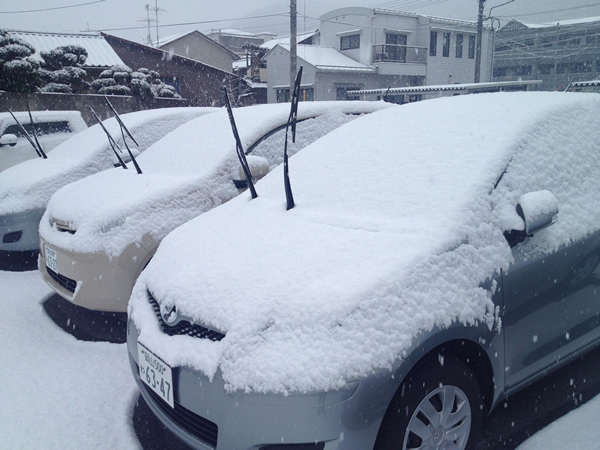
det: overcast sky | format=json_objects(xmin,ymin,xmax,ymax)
[{"xmin": 2, "ymin": 0, "xmax": 600, "ymax": 43}]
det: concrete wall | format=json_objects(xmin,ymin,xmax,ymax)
[{"xmin": 0, "ymin": 91, "xmax": 188, "ymax": 126}]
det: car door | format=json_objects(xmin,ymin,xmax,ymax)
[
  {"xmin": 503, "ymin": 232, "xmax": 600, "ymax": 389},
  {"xmin": 496, "ymin": 110, "xmax": 600, "ymax": 391}
]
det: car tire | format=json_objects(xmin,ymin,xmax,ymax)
[{"xmin": 375, "ymin": 355, "xmax": 482, "ymax": 450}]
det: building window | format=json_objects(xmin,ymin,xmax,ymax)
[
  {"xmin": 386, "ymin": 33, "xmax": 407, "ymax": 62},
  {"xmin": 277, "ymin": 89, "xmax": 290, "ymax": 103},
  {"xmin": 299, "ymin": 88, "xmax": 314, "ymax": 101},
  {"xmin": 493, "ymin": 67, "xmax": 507, "ymax": 78},
  {"xmin": 429, "ymin": 31, "xmax": 437, "ymax": 56},
  {"xmin": 456, "ymin": 34, "xmax": 463, "ymax": 58},
  {"xmin": 468, "ymin": 35, "xmax": 476, "ymax": 59},
  {"xmin": 443, "ymin": 32, "xmax": 450, "ymax": 57},
  {"xmin": 538, "ymin": 64, "xmax": 553, "ymax": 75},
  {"xmin": 340, "ymin": 34, "xmax": 360, "ymax": 50},
  {"xmin": 336, "ymin": 87, "xmax": 359, "ymax": 101},
  {"xmin": 542, "ymin": 37, "xmax": 554, "ymax": 48}
]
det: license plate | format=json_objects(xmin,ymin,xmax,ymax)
[
  {"xmin": 138, "ymin": 342, "xmax": 174, "ymax": 408},
  {"xmin": 44, "ymin": 244, "xmax": 57, "ymax": 273}
]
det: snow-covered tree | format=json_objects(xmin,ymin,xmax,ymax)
[
  {"xmin": 39, "ymin": 45, "xmax": 88, "ymax": 93},
  {"xmin": 0, "ymin": 29, "xmax": 40, "ymax": 93},
  {"xmin": 91, "ymin": 64, "xmax": 181, "ymax": 99}
]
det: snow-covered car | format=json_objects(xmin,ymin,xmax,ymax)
[
  {"xmin": 38, "ymin": 101, "xmax": 391, "ymax": 313},
  {"xmin": 0, "ymin": 107, "xmax": 215, "ymax": 270},
  {"xmin": 0, "ymin": 110, "xmax": 87, "ymax": 172},
  {"xmin": 126, "ymin": 92, "xmax": 600, "ymax": 449}
]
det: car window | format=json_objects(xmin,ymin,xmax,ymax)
[
  {"xmin": 4, "ymin": 121, "xmax": 72, "ymax": 138},
  {"xmin": 248, "ymin": 113, "xmax": 358, "ymax": 169},
  {"xmin": 492, "ymin": 113, "xmax": 600, "ymax": 255}
]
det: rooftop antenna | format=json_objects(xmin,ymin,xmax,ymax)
[{"xmin": 152, "ymin": 0, "xmax": 166, "ymax": 46}]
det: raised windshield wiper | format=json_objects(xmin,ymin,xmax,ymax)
[
  {"xmin": 7, "ymin": 108, "xmax": 46, "ymax": 159},
  {"xmin": 283, "ymin": 66, "xmax": 303, "ymax": 210},
  {"xmin": 104, "ymin": 96, "xmax": 142, "ymax": 174},
  {"xmin": 26, "ymin": 102, "xmax": 48, "ymax": 159},
  {"xmin": 223, "ymin": 87, "xmax": 258, "ymax": 199},
  {"xmin": 88, "ymin": 106, "xmax": 127, "ymax": 169}
]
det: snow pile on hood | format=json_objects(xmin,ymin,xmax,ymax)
[
  {"xmin": 0, "ymin": 107, "xmax": 215, "ymax": 215},
  {"xmin": 130, "ymin": 92, "xmax": 600, "ymax": 394},
  {"xmin": 40, "ymin": 101, "xmax": 391, "ymax": 257}
]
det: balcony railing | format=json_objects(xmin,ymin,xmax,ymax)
[{"xmin": 372, "ymin": 44, "xmax": 427, "ymax": 64}]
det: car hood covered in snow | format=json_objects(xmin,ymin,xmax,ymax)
[
  {"xmin": 130, "ymin": 92, "xmax": 600, "ymax": 394},
  {"xmin": 41, "ymin": 101, "xmax": 391, "ymax": 257},
  {"xmin": 0, "ymin": 107, "xmax": 215, "ymax": 216}
]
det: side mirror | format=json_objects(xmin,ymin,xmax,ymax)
[
  {"xmin": 231, "ymin": 155, "xmax": 270, "ymax": 189},
  {"xmin": 505, "ymin": 190, "xmax": 558, "ymax": 247},
  {"xmin": 517, "ymin": 190, "xmax": 559, "ymax": 235},
  {"xmin": 0, "ymin": 134, "xmax": 17, "ymax": 147}
]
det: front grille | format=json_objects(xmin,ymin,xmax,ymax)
[
  {"xmin": 47, "ymin": 267, "xmax": 77, "ymax": 293},
  {"xmin": 139, "ymin": 372, "xmax": 219, "ymax": 448},
  {"xmin": 148, "ymin": 291, "xmax": 225, "ymax": 341}
]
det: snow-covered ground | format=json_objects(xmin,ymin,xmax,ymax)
[
  {"xmin": 0, "ymin": 270, "xmax": 139, "ymax": 449},
  {"xmin": 2, "ymin": 268, "xmax": 599, "ymax": 448}
]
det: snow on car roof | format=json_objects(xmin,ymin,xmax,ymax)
[
  {"xmin": 40, "ymin": 101, "xmax": 391, "ymax": 257},
  {"xmin": 130, "ymin": 92, "xmax": 600, "ymax": 394},
  {"xmin": 0, "ymin": 107, "xmax": 215, "ymax": 215}
]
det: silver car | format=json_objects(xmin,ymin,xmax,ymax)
[{"xmin": 127, "ymin": 92, "xmax": 600, "ymax": 449}]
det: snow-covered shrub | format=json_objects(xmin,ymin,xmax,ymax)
[
  {"xmin": 40, "ymin": 82, "xmax": 72, "ymax": 93},
  {"xmin": 91, "ymin": 65, "xmax": 181, "ymax": 99},
  {"xmin": 98, "ymin": 85, "xmax": 131, "ymax": 95},
  {"xmin": 39, "ymin": 44, "xmax": 88, "ymax": 93},
  {"xmin": 0, "ymin": 29, "xmax": 40, "ymax": 92}
]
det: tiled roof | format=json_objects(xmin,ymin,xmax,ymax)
[{"xmin": 8, "ymin": 30, "xmax": 124, "ymax": 68}]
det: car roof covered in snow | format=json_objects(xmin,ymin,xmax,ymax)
[
  {"xmin": 0, "ymin": 107, "xmax": 215, "ymax": 215},
  {"xmin": 40, "ymin": 101, "xmax": 392, "ymax": 257}
]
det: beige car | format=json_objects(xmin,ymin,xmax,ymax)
[{"xmin": 39, "ymin": 101, "xmax": 392, "ymax": 312}]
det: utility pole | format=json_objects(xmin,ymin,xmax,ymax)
[
  {"xmin": 475, "ymin": 0, "xmax": 485, "ymax": 83},
  {"xmin": 290, "ymin": 0, "xmax": 297, "ymax": 100}
]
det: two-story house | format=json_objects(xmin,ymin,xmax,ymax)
[{"xmin": 264, "ymin": 7, "xmax": 493, "ymax": 103}]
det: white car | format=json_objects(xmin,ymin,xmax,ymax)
[
  {"xmin": 0, "ymin": 110, "xmax": 87, "ymax": 172},
  {"xmin": 0, "ymin": 107, "xmax": 215, "ymax": 270},
  {"xmin": 39, "ymin": 101, "xmax": 392, "ymax": 312}
]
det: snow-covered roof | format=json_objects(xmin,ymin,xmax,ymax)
[
  {"xmin": 507, "ymin": 16, "xmax": 600, "ymax": 29},
  {"xmin": 130, "ymin": 92, "xmax": 600, "ymax": 394},
  {"xmin": 260, "ymin": 29, "xmax": 319, "ymax": 50},
  {"xmin": 40, "ymin": 101, "xmax": 391, "ymax": 258},
  {"xmin": 348, "ymin": 80, "xmax": 543, "ymax": 95},
  {"xmin": 0, "ymin": 108, "xmax": 215, "ymax": 216},
  {"xmin": 572, "ymin": 80, "xmax": 600, "ymax": 87},
  {"xmin": 273, "ymin": 44, "xmax": 375, "ymax": 73},
  {"xmin": 7, "ymin": 30, "xmax": 124, "ymax": 68}
]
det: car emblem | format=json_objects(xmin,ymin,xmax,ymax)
[{"xmin": 161, "ymin": 304, "xmax": 178, "ymax": 326}]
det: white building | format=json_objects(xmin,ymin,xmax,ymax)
[{"xmin": 265, "ymin": 7, "xmax": 493, "ymax": 103}]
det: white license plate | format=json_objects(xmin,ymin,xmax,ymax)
[
  {"xmin": 138, "ymin": 342, "xmax": 174, "ymax": 408},
  {"xmin": 44, "ymin": 244, "xmax": 57, "ymax": 273}
]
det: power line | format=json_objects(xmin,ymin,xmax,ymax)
[
  {"xmin": 495, "ymin": 1, "xmax": 600, "ymax": 20},
  {"xmin": 94, "ymin": 12, "xmax": 289, "ymax": 33},
  {"xmin": 0, "ymin": 0, "xmax": 105, "ymax": 14}
]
